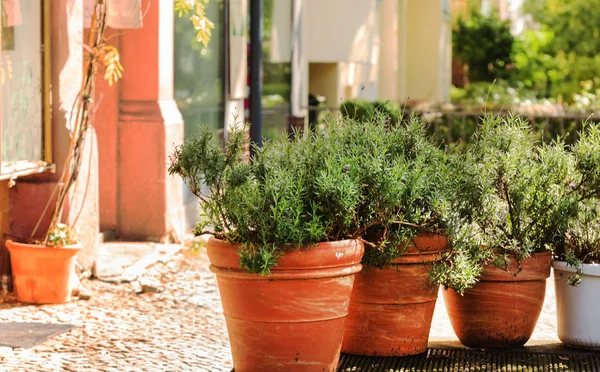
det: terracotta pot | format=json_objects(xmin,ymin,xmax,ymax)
[
  {"xmin": 207, "ymin": 238, "xmax": 364, "ymax": 372},
  {"xmin": 443, "ymin": 251, "xmax": 552, "ymax": 348},
  {"xmin": 342, "ymin": 232, "xmax": 448, "ymax": 356},
  {"xmin": 6, "ymin": 240, "xmax": 81, "ymax": 304}
]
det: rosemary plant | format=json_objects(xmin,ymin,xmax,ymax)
[
  {"xmin": 319, "ymin": 113, "xmax": 452, "ymax": 268},
  {"xmin": 556, "ymin": 123, "xmax": 600, "ymax": 285},
  {"xmin": 432, "ymin": 114, "xmax": 579, "ymax": 293},
  {"xmin": 170, "ymin": 113, "xmax": 451, "ymax": 274},
  {"xmin": 170, "ymin": 122, "xmax": 366, "ymax": 274}
]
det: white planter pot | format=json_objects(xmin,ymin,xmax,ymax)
[{"xmin": 553, "ymin": 260, "xmax": 600, "ymax": 349}]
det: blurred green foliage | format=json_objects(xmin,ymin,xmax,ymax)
[
  {"xmin": 340, "ymin": 99, "xmax": 403, "ymax": 124},
  {"xmin": 453, "ymin": 1, "xmax": 600, "ymax": 107},
  {"xmin": 453, "ymin": 9, "xmax": 515, "ymax": 82},
  {"xmin": 523, "ymin": 0, "xmax": 600, "ymax": 57}
]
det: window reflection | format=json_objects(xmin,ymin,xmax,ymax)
[
  {"xmin": 262, "ymin": 0, "xmax": 292, "ymax": 140},
  {"xmin": 1, "ymin": 0, "xmax": 43, "ymax": 168}
]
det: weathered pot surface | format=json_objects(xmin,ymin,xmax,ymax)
[
  {"xmin": 7, "ymin": 240, "xmax": 81, "ymax": 304},
  {"xmin": 342, "ymin": 233, "xmax": 448, "ymax": 356},
  {"xmin": 207, "ymin": 237, "xmax": 364, "ymax": 372},
  {"xmin": 443, "ymin": 251, "xmax": 552, "ymax": 348}
]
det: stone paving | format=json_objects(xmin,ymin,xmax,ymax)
[
  {"xmin": 0, "ymin": 243, "xmax": 559, "ymax": 371},
  {"xmin": 0, "ymin": 247, "xmax": 232, "ymax": 372}
]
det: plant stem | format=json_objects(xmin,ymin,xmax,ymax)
[{"xmin": 44, "ymin": 0, "xmax": 108, "ymax": 245}]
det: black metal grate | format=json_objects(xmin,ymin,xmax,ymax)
[{"xmin": 338, "ymin": 348, "xmax": 600, "ymax": 372}]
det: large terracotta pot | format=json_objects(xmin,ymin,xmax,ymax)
[
  {"xmin": 443, "ymin": 251, "xmax": 552, "ymax": 348},
  {"xmin": 207, "ymin": 237, "xmax": 364, "ymax": 372},
  {"xmin": 342, "ymin": 233, "xmax": 448, "ymax": 356},
  {"xmin": 6, "ymin": 240, "xmax": 81, "ymax": 304},
  {"xmin": 554, "ymin": 260, "xmax": 600, "ymax": 349}
]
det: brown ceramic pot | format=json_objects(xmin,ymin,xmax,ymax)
[
  {"xmin": 207, "ymin": 237, "xmax": 364, "ymax": 372},
  {"xmin": 342, "ymin": 233, "xmax": 448, "ymax": 356},
  {"xmin": 443, "ymin": 251, "xmax": 552, "ymax": 348},
  {"xmin": 6, "ymin": 240, "xmax": 81, "ymax": 304}
]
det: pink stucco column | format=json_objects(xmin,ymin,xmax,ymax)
[
  {"xmin": 95, "ymin": 29, "xmax": 120, "ymax": 234},
  {"xmin": 116, "ymin": 0, "xmax": 184, "ymax": 240}
]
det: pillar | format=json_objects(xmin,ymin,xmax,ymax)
[
  {"xmin": 378, "ymin": 0, "xmax": 398, "ymax": 100},
  {"xmin": 399, "ymin": 0, "xmax": 451, "ymax": 102},
  {"xmin": 117, "ymin": 0, "xmax": 184, "ymax": 240},
  {"xmin": 95, "ymin": 29, "xmax": 120, "ymax": 234}
]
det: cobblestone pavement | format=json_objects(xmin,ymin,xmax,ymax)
[
  {"xmin": 0, "ymin": 244, "xmax": 559, "ymax": 371},
  {"xmin": 0, "ymin": 248, "xmax": 233, "ymax": 372}
]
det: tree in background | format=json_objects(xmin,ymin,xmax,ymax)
[
  {"xmin": 521, "ymin": 0, "xmax": 600, "ymax": 103},
  {"xmin": 453, "ymin": 7, "xmax": 515, "ymax": 83},
  {"xmin": 523, "ymin": 0, "xmax": 600, "ymax": 57}
]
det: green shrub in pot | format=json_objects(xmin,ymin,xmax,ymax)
[
  {"xmin": 557, "ymin": 122, "xmax": 600, "ymax": 281},
  {"xmin": 169, "ymin": 123, "xmax": 370, "ymax": 273},
  {"xmin": 322, "ymin": 114, "xmax": 452, "ymax": 267},
  {"xmin": 434, "ymin": 113, "xmax": 579, "ymax": 348},
  {"xmin": 169, "ymin": 121, "xmax": 379, "ymax": 371},
  {"xmin": 326, "ymin": 113, "xmax": 455, "ymax": 356},
  {"xmin": 553, "ymin": 123, "xmax": 600, "ymax": 349},
  {"xmin": 558, "ymin": 199, "xmax": 600, "ymax": 284},
  {"xmin": 433, "ymin": 114, "xmax": 578, "ymax": 292}
]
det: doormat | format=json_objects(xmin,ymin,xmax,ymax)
[
  {"xmin": 0, "ymin": 322, "xmax": 75, "ymax": 349},
  {"xmin": 338, "ymin": 348, "xmax": 600, "ymax": 372}
]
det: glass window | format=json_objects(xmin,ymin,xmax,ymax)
[
  {"xmin": 262, "ymin": 0, "xmax": 292, "ymax": 140},
  {"xmin": 174, "ymin": 0, "xmax": 225, "ymax": 140},
  {"xmin": 174, "ymin": 0, "xmax": 225, "ymax": 230},
  {"xmin": 1, "ymin": 0, "xmax": 48, "ymax": 174}
]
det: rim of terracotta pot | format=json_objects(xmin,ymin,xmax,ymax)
[
  {"xmin": 479, "ymin": 251, "xmax": 552, "ymax": 282},
  {"xmin": 207, "ymin": 237, "xmax": 364, "ymax": 279},
  {"xmin": 553, "ymin": 260, "xmax": 600, "ymax": 277},
  {"xmin": 394, "ymin": 232, "xmax": 448, "ymax": 264},
  {"xmin": 6, "ymin": 240, "xmax": 81, "ymax": 257}
]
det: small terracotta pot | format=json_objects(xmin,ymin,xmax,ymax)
[
  {"xmin": 207, "ymin": 238, "xmax": 364, "ymax": 372},
  {"xmin": 342, "ymin": 233, "xmax": 448, "ymax": 356},
  {"xmin": 6, "ymin": 240, "xmax": 81, "ymax": 304},
  {"xmin": 443, "ymin": 251, "xmax": 552, "ymax": 348}
]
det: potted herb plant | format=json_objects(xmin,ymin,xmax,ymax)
[
  {"xmin": 434, "ymin": 114, "xmax": 578, "ymax": 348},
  {"xmin": 169, "ymin": 121, "xmax": 371, "ymax": 372},
  {"xmin": 553, "ymin": 123, "xmax": 600, "ymax": 349},
  {"xmin": 6, "ymin": 1, "xmax": 123, "ymax": 304},
  {"xmin": 332, "ymin": 114, "xmax": 452, "ymax": 356}
]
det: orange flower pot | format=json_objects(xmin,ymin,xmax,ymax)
[
  {"xmin": 443, "ymin": 251, "xmax": 552, "ymax": 348},
  {"xmin": 6, "ymin": 240, "xmax": 81, "ymax": 304},
  {"xmin": 342, "ymin": 233, "xmax": 448, "ymax": 356},
  {"xmin": 207, "ymin": 238, "xmax": 364, "ymax": 372}
]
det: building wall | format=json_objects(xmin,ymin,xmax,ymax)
[
  {"xmin": 0, "ymin": 181, "xmax": 10, "ymax": 285},
  {"xmin": 7, "ymin": 0, "xmax": 100, "ymax": 273},
  {"xmin": 400, "ymin": 0, "xmax": 452, "ymax": 102},
  {"xmin": 378, "ymin": 0, "xmax": 399, "ymax": 101},
  {"xmin": 302, "ymin": 0, "xmax": 382, "ymax": 107},
  {"xmin": 93, "ymin": 0, "xmax": 184, "ymax": 241},
  {"xmin": 96, "ymin": 30, "xmax": 121, "ymax": 234},
  {"xmin": 305, "ymin": 0, "xmax": 381, "ymax": 64},
  {"xmin": 298, "ymin": 0, "xmax": 451, "ymax": 106},
  {"xmin": 308, "ymin": 63, "xmax": 339, "ymax": 108}
]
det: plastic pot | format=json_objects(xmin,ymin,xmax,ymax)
[
  {"xmin": 554, "ymin": 260, "xmax": 600, "ymax": 349},
  {"xmin": 7, "ymin": 240, "xmax": 80, "ymax": 304}
]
